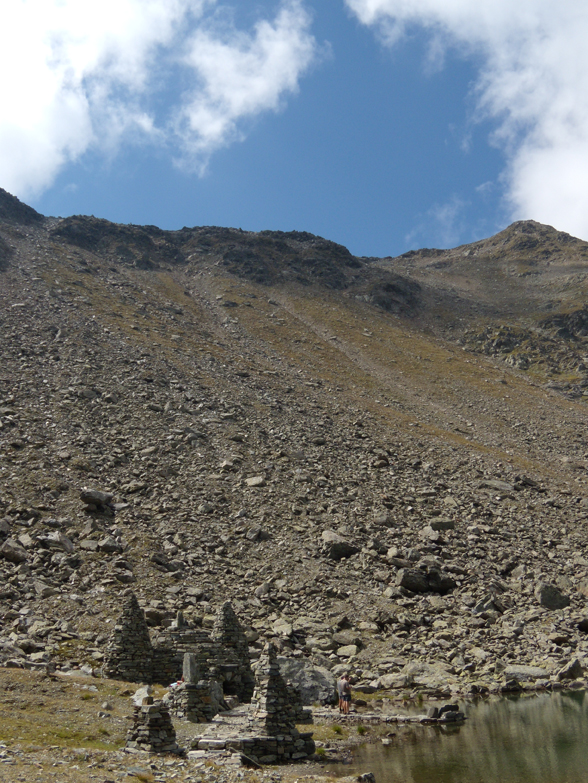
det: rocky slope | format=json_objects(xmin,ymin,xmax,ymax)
[{"xmin": 2, "ymin": 186, "xmax": 588, "ymax": 708}]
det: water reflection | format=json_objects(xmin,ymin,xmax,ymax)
[{"xmin": 333, "ymin": 691, "xmax": 588, "ymax": 783}]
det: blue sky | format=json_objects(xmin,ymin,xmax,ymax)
[{"xmin": 2, "ymin": 1, "xmax": 587, "ymax": 257}]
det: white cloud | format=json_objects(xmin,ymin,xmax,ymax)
[
  {"xmin": 0, "ymin": 0, "xmax": 318, "ymax": 197},
  {"xmin": 175, "ymin": 1, "xmax": 318, "ymax": 170},
  {"xmin": 345, "ymin": 0, "xmax": 588, "ymax": 239}
]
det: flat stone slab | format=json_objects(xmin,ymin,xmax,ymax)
[{"xmin": 504, "ymin": 665, "xmax": 549, "ymax": 681}]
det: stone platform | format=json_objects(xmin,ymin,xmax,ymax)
[{"xmin": 182, "ymin": 704, "xmax": 315, "ymax": 764}]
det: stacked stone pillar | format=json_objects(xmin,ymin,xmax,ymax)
[
  {"xmin": 102, "ymin": 593, "xmax": 153, "ymax": 682},
  {"xmin": 250, "ymin": 643, "xmax": 313, "ymax": 740},
  {"xmin": 211, "ymin": 601, "xmax": 255, "ymax": 702},
  {"xmin": 125, "ymin": 697, "xmax": 182, "ymax": 755},
  {"xmin": 167, "ymin": 653, "xmax": 216, "ymax": 723}
]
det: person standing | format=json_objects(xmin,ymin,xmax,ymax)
[
  {"xmin": 337, "ymin": 674, "xmax": 346, "ymax": 713},
  {"xmin": 341, "ymin": 674, "xmax": 352, "ymax": 715}
]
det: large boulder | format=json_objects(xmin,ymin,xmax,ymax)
[
  {"xmin": 0, "ymin": 538, "xmax": 28, "ymax": 563},
  {"xmin": 396, "ymin": 568, "xmax": 429, "ymax": 593},
  {"xmin": 321, "ymin": 530, "xmax": 359, "ymax": 560},
  {"xmin": 277, "ymin": 656, "xmax": 337, "ymax": 705},
  {"xmin": 396, "ymin": 568, "xmax": 456, "ymax": 595},
  {"xmin": 504, "ymin": 664, "xmax": 549, "ymax": 681},
  {"xmin": 402, "ymin": 661, "xmax": 459, "ymax": 689},
  {"xmin": 535, "ymin": 582, "xmax": 570, "ymax": 610},
  {"xmin": 557, "ymin": 659, "xmax": 584, "ymax": 681},
  {"xmin": 80, "ymin": 488, "xmax": 113, "ymax": 506}
]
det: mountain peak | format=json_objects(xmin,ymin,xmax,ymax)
[{"xmin": 0, "ymin": 187, "xmax": 43, "ymax": 226}]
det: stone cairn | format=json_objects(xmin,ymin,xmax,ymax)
[
  {"xmin": 211, "ymin": 601, "xmax": 255, "ymax": 703},
  {"xmin": 102, "ymin": 593, "xmax": 153, "ymax": 682},
  {"xmin": 125, "ymin": 696, "xmax": 182, "ymax": 755},
  {"xmin": 243, "ymin": 642, "xmax": 314, "ymax": 762},
  {"xmin": 152, "ymin": 611, "xmax": 213, "ymax": 686},
  {"xmin": 167, "ymin": 653, "xmax": 216, "ymax": 723},
  {"xmin": 102, "ymin": 594, "xmax": 252, "ymax": 699}
]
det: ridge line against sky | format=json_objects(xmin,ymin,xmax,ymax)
[{"xmin": 1, "ymin": 0, "xmax": 587, "ymax": 256}]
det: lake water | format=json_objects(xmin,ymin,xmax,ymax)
[{"xmin": 332, "ymin": 691, "xmax": 588, "ymax": 783}]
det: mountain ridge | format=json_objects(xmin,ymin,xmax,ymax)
[{"xmin": 2, "ymin": 189, "xmax": 588, "ymax": 773}]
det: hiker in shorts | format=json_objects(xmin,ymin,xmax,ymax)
[{"xmin": 341, "ymin": 674, "xmax": 352, "ymax": 714}]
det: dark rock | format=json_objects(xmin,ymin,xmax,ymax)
[
  {"xmin": 535, "ymin": 582, "xmax": 570, "ymax": 610},
  {"xmin": 80, "ymin": 489, "xmax": 113, "ymax": 506},
  {"xmin": 322, "ymin": 530, "xmax": 359, "ymax": 560},
  {"xmin": 438, "ymin": 703, "xmax": 459, "ymax": 717},
  {"xmin": 0, "ymin": 538, "xmax": 28, "ymax": 563},
  {"xmin": 396, "ymin": 568, "xmax": 429, "ymax": 593},
  {"xmin": 557, "ymin": 659, "xmax": 583, "ymax": 681}
]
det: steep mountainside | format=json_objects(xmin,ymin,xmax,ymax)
[{"xmin": 2, "ymin": 186, "xmax": 588, "ymax": 715}]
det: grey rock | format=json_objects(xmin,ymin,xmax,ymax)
[
  {"xmin": 79, "ymin": 539, "xmax": 99, "ymax": 551},
  {"xmin": 378, "ymin": 672, "xmax": 407, "ymax": 689},
  {"xmin": 254, "ymin": 581, "xmax": 271, "ymax": 598},
  {"xmin": 33, "ymin": 580, "xmax": 59, "ymax": 598},
  {"xmin": 80, "ymin": 489, "xmax": 113, "ymax": 505},
  {"xmin": 277, "ymin": 656, "xmax": 337, "ymax": 705},
  {"xmin": 132, "ymin": 685, "xmax": 153, "ymax": 706},
  {"xmin": 478, "ymin": 479, "xmax": 515, "ymax": 492},
  {"xmin": 535, "ymin": 582, "xmax": 570, "ymax": 610},
  {"xmin": 337, "ymin": 644, "xmax": 358, "ymax": 657},
  {"xmin": 332, "ymin": 630, "xmax": 361, "ymax": 647},
  {"xmin": 183, "ymin": 653, "xmax": 200, "ymax": 684},
  {"xmin": 98, "ymin": 536, "xmax": 123, "ymax": 553},
  {"xmin": 402, "ymin": 661, "xmax": 459, "ymax": 689},
  {"xmin": 427, "ymin": 569, "xmax": 456, "ymax": 594},
  {"xmin": 0, "ymin": 538, "xmax": 28, "ymax": 563},
  {"xmin": 45, "ymin": 531, "xmax": 74, "ymax": 552},
  {"xmin": 557, "ymin": 658, "xmax": 584, "ymax": 681},
  {"xmin": 419, "ymin": 526, "xmax": 442, "ymax": 543},
  {"xmin": 396, "ymin": 568, "xmax": 429, "ymax": 593},
  {"xmin": 114, "ymin": 570, "xmax": 136, "ymax": 583},
  {"xmin": 245, "ymin": 476, "xmax": 265, "ymax": 487},
  {"xmin": 504, "ymin": 664, "xmax": 549, "ymax": 681},
  {"xmin": 321, "ymin": 530, "xmax": 359, "ymax": 560},
  {"xmin": 429, "ymin": 517, "xmax": 455, "ymax": 531}
]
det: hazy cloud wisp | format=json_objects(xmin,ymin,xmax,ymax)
[
  {"xmin": 346, "ymin": 0, "xmax": 588, "ymax": 239},
  {"xmin": 0, "ymin": 0, "xmax": 318, "ymax": 196}
]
